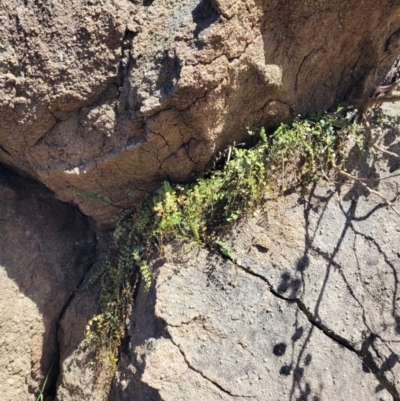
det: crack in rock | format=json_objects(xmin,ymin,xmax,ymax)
[
  {"xmin": 52, "ymin": 236, "xmax": 99, "ymax": 399},
  {"xmin": 169, "ymin": 337, "xmax": 255, "ymax": 399},
  {"xmin": 235, "ymin": 260, "xmax": 400, "ymax": 401}
]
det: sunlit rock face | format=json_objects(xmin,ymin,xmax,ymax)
[{"xmin": 1, "ymin": 0, "xmax": 400, "ymax": 226}]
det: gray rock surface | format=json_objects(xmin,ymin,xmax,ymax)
[
  {"xmin": 228, "ymin": 111, "xmax": 400, "ymax": 399},
  {"xmin": 110, "ymin": 248, "xmax": 392, "ymax": 401},
  {"xmin": 0, "ymin": 166, "xmax": 95, "ymax": 401},
  {"xmin": 1, "ymin": 0, "xmax": 400, "ymax": 226}
]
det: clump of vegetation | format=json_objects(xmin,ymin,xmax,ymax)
[
  {"xmin": 153, "ymin": 110, "xmax": 361, "ymax": 244},
  {"xmin": 85, "ymin": 199, "xmax": 155, "ymax": 381},
  {"xmin": 84, "ymin": 107, "xmax": 363, "ymax": 381}
]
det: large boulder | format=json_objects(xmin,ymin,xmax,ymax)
[
  {"xmin": 1, "ymin": 0, "xmax": 400, "ymax": 226},
  {"xmin": 109, "ymin": 249, "xmax": 394, "ymax": 401},
  {"xmin": 0, "ymin": 165, "xmax": 95, "ymax": 401}
]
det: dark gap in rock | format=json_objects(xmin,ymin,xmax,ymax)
[
  {"xmin": 117, "ymin": 28, "xmax": 138, "ymax": 112},
  {"xmin": 51, "ymin": 239, "xmax": 98, "ymax": 399}
]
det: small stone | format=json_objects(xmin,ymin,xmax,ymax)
[{"xmin": 252, "ymin": 234, "xmax": 272, "ymax": 252}]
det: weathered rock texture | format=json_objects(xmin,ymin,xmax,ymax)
[
  {"xmin": 0, "ymin": 165, "xmax": 95, "ymax": 401},
  {"xmin": 1, "ymin": 0, "xmax": 400, "ymax": 226},
  {"xmin": 111, "ymin": 252, "xmax": 393, "ymax": 401},
  {"xmin": 55, "ymin": 105, "xmax": 400, "ymax": 400}
]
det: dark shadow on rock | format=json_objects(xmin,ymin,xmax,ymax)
[
  {"xmin": 0, "ymin": 163, "xmax": 97, "ymax": 399},
  {"xmin": 273, "ymin": 342, "xmax": 287, "ymax": 356},
  {"xmin": 156, "ymin": 51, "xmax": 182, "ymax": 100},
  {"xmin": 292, "ymin": 327, "xmax": 304, "ymax": 342},
  {"xmin": 383, "ymin": 128, "xmax": 398, "ymax": 147},
  {"xmin": 340, "ymin": 199, "xmax": 400, "ymax": 343},
  {"xmin": 205, "ymin": 252, "xmax": 227, "ymax": 290},
  {"xmin": 295, "ymin": 382, "xmax": 311, "ymax": 401},
  {"xmin": 280, "ymin": 364, "xmax": 292, "ymax": 376},
  {"xmin": 277, "ymin": 272, "xmax": 302, "ymax": 298},
  {"xmin": 296, "ymin": 256, "xmax": 309, "ymax": 272},
  {"xmin": 343, "ymin": 144, "xmax": 380, "ymax": 202},
  {"xmin": 293, "ymin": 367, "xmax": 304, "ymax": 382},
  {"xmin": 304, "ymin": 354, "xmax": 312, "ymax": 366},
  {"xmin": 376, "ymin": 383, "xmax": 385, "ymax": 392},
  {"xmin": 362, "ymin": 362, "xmax": 371, "ymax": 373},
  {"xmin": 385, "ymin": 142, "xmax": 400, "ymax": 173},
  {"xmin": 192, "ymin": 0, "xmax": 219, "ymax": 50},
  {"xmin": 381, "ymin": 353, "xmax": 399, "ymax": 372},
  {"xmin": 359, "ymin": 335, "xmax": 400, "ymax": 399},
  {"xmin": 293, "ymin": 164, "xmax": 400, "ymax": 399},
  {"xmin": 108, "ymin": 267, "xmax": 168, "ymax": 401},
  {"xmin": 279, "ymin": 185, "xmax": 348, "ymax": 401}
]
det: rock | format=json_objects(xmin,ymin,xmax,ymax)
[
  {"xmin": 1, "ymin": 0, "xmax": 400, "ymax": 226},
  {"xmin": 0, "ymin": 165, "xmax": 95, "ymax": 401},
  {"xmin": 109, "ymin": 250, "xmax": 392, "ymax": 401},
  {"xmin": 55, "ymin": 231, "xmax": 113, "ymax": 401},
  {"xmin": 228, "ymin": 114, "xmax": 400, "ymax": 398},
  {"xmin": 252, "ymin": 233, "xmax": 272, "ymax": 253},
  {"xmin": 54, "ymin": 286, "xmax": 103, "ymax": 401}
]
